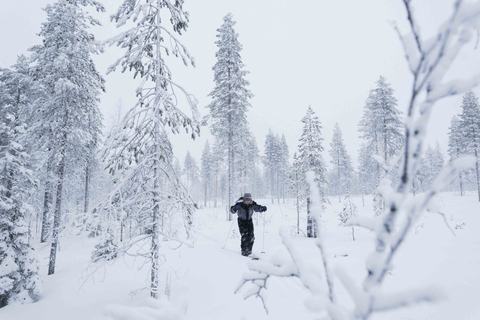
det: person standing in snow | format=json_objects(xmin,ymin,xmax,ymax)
[{"xmin": 230, "ymin": 193, "xmax": 267, "ymax": 256}]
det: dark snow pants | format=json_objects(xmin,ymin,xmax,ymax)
[{"xmin": 237, "ymin": 218, "xmax": 255, "ymax": 256}]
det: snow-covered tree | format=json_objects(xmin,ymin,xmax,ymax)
[
  {"xmin": 101, "ymin": 0, "xmax": 200, "ymax": 299},
  {"xmin": 183, "ymin": 151, "xmax": 199, "ymax": 196},
  {"xmin": 278, "ymin": 134, "xmax": 290, "ymax": 203},
  {"xmin": 297, "ymin": 106, "xmax": 327, "ymax": 238},
  {"xmin": 458, "ymin": 91, "xmax": 480, "ymax": 201},
  {"xmin": 200, "ymin": 141, "xmax": 212, "ymax": 207},
  {"xmin": 263, "ymin": 129, "xmax": 278, "ymax": 201},
  {"xmin": 234, "ymin": 129, "xmax": 259, "ymax": 196},
  {"xmin": 339, "ymin": 190, "xmax": 358, "ymax": 241},
  {"xmin": 329, "ymin": 123, "xmax": 354, "ymax": 202},
  {"xmin": 448, "ymin": 115, "xmax": 465, "ymax": 195},
  {"xmin": 210, "ymin": 139, "xmax": 225, "ymax": 208},
  {"xmin": 28, "ymin": 0, "xmax": 105, "ymax": 275},
  {"xmin": 420, "ymin": 142, "xmax": 445, "ymax": 191},
  {"xmin": 358, "ymin": 76, "xmax": 404, "ymax": 194},
  {"xmin": 286, "ymin": 152, "xmax": 304, "ymax": 235},
  {"xmin": 0, "ymin": 66, "xmax": 40, "ymax": 308},
  {"xmin": 207, "ymin": 13, "xmax": 253, "ymax": 220}
]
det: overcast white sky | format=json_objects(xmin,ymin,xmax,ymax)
[{"xmin": 1, "ymin": 0, "xmax": 480, "ymax": 168}]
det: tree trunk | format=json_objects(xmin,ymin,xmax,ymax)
[
  {"xmin": 150, "ymin": 0, "xmax": 163, "ymax": 298},
  {"xmin": 227, "ymin": 66, "xmax": 234, "ymax": 221},
  {"xmin": 296, "ymin": 194, "xmax": 300, "ymax": 235},
  {"xmin": 459, "ymin": 171, "xmax": 464, "ymax": 196},
  {"xmin": 307, "ymin": 197, "xmax": 315, "ymax": 238},
  {"xmin": 338, "ymin": 150, "xmax": 341, "ymax": 203},
  {"xmin": 214, "ymin": 170, "xmax": 218, "ymax": 208},
  {"xmin": 476, "ymin": 149, "xmax": 480, "ymax": 202},
  {"xmin": 352, "ymin": 227, "xmax": 355, "ymax": 241},
  {"xmin": 84, "ymin": 159, "xmax": 90, "ymax": 214},
  {"xmin": 41, "ymin": 159, "xmax": 54, "ymax": 243},
  {"xmin": 48, "ymin": 153, "xmax": 65, "ymax": 275}
]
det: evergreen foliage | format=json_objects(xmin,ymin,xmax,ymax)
[
  {"xmin": 207, "ymin": 13, "xmax": 253, "ymax": 219},
  {"xmin": 0, "ymin": 65, "xmax": 40, "ymax": 307},
  {"xmin": 458, "ymin": 91, "xmax": 480, "ymax": 201},
  {"xmin": 297, "ymin": 107, "xmax": 327, "ymax": 237},
  {"xmin": 29, "ymin": 0, "xmax": 105, "ymax": 275},
  {"xmin": 448, "ymin": 116, "xmax": 465, "ymax": 195},
  {"xmin": 339, "ymin": 190, "xmax": 358, "ymax": 241},
  {"xmin": 329, "ymin": 123, "xmax": 354, "ymax": 201},
  {"xmin": 358, "ymin": 76, "xmax": 404, "ymax": 194},
  {"xmin": 101, "ymin": 0, "xmax": 199, "ymax": 299}
]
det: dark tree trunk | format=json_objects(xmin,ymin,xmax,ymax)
[
  {"xmin": 48, "ymin": 153, "xmax": 65, "ymax": 275},
  {"xmin": 41, "ymin": 159, "xmax": 54, "ymax": 243}
]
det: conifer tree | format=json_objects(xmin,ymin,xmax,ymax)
[
  {"xmin": 329, "ymin": 123, "xmax": 354, "ymax": 202},
  {"xmin": 297, "ymin": 107, "xmax": 327, "ymax": 238},
  {"xmin": 278, "ymin": 134, "xmax": 290, "ymax": 203},
  {"xmin": 448, "ymin": 116, "xmax": 465, "ymax": 195},
  {"xmin": 29, "ymin": 0, "xmax": 105, "ymax": 275},
  {"xmin": 201, "ymin": 141, "xmax": 212, "ymax": 207},
  {"xmin": 207, "ymin": 13, "xmax": 253, "ymax": 220},
  {"xmin": 183, "ymin": 151, "xmax": 199, "ymax": 192},
  {"xmin": 421, "ymin": 143, "xmax": 445, "ymax": 190},
  {"xmin": 358, "ymin": 76, "xmax": 404, "ymax": 192},
  {"xmin": 263, "ymin": 129, "xmax": 277, "ymax": 201},
  {"xmin": 286, "ymin": 152, "xmax": 303, "ymax": 235},
  {"xmin": 102, "ymin": 0, "xmax": 199, "ymax": 298},
  {"xmin": 0, "ymin": 66, "xmax": 40, "ymax": 307},
  {"xmin": 339, "ymin": 190, "xmax": 358, "ymax": 241},
  {"xmin": 358, "ymin": 76, "xmax": 404, "ymax": 213},
  {"xmin": 458, "ymin": 91, "xmax": 480, "ymax": 201}
]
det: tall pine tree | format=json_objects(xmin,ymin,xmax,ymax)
[
  {"xmin": 0, "ymin": 65, "xmax": 40, "ymax": 307},
  {"xmin": 458, "ymin": 91, "xmax": 480, "ymax": 201},
  {"xmin": 29, "ymin": 0, "xmax": 105, "ymax": 275},
  {"xmin": 297, "ymin": 107, "xmax": 327, "ymax": 238},
  {"xmin": 207, "ymin": 13, "xmax": 253, "ymax": 220},
  {"xmin": 358, "ymin": 76, "xmax": 404, "ymax": 193},
  {"xmin": 102, "ymin": 0, "xmax": 200, "ymax": 298},
  {"xmin": 329, "ymin": 123, "xmax": 354, "ymax": 202},
  {"xmin": 448, "ymin": 116, "xmax": 465, "ymax": 195}
]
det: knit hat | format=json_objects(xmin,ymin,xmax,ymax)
[{"xmin": 243, "ymin": 193, "xmax": 252, "ymax": 200}]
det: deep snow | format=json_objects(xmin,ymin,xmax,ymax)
[{"xmin": 1, "ymin": 191, "xmax": 479, "ymax": 320}]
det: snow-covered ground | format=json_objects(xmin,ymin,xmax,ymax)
[{"xmin": 1, "ymin": 191, "xmax": 479, "ymax": 320}]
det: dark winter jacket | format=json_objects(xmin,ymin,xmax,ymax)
[{"xmin": 230, "ymin": 197, "xmax": 266, "ymax": 220}]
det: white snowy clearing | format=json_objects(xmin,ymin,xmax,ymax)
[{"xmin": 1, "ymin": 191, "xmax": 479, "ymax": 320}]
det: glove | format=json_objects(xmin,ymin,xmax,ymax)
[
  {"xmin": 230, "ymin": 205, "xmax": 236, "ymax": 214},
  {"xmin": 261, "ymin": 206, "xmax": 267, "ymax": 212}
]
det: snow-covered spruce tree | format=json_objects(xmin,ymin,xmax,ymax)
[
  {"xmin": 201, "ymin": 140, "xmax": 212, "ymax": 207},
  {"xmin": 286, "ymin": 152, "xmax": 304, "ymax": 235},
  {"xmin": 0, "ymin": 67, "xmax": 40, "ymax": 308},
  {"xmin": 339, "ymin": 190, "xmax": 358, "ymax": 241},
  {"xmin": 237, "ymin": 1, "xmax": 480, "ymax": 318},
  {"xmin": 448, "ymin": 115, "xmax": 465, "ymax": 195},
  {"xmin": 29, "ymin": 0, "xmax": 105, "ymax": 275},
  {"xmin": 101, "ymin": 0, "xmax": 200, "ymax": 299},
  {"xmin": 263, "ymin": 129, "xmax": 278, "ymax": 202},
  {"xmin": 421, "ymin": 142, "xmax": 445, "ymax": 191},
  {"xmin": 297, "ymin": 106, "xmax": 327, "ymax": 238},
  {"xmin": 235, "ymin": 129, "xmax": 259, "ymax": 196},
  {"xmin": 358, "ymin": 76, "xmax": 404, "ymax": 197},
  {"xmin": 329, "ymin": 123, "xmax": 354, "ymax": 202},
  {"xmin": 278, "ymin": 134, "xmax": 290, "ymax": 203},
  {"xmin": 458, "ymin": 91, "xmax": 480, "ymax": 201},
  {"xmin": 207, "ymin": 13, "xmax": 253, "ymax": 220},
  {"xmin": 210, "ymin": 139, "xmax": 225, "ymax": 208},
  {"xmin": 183, "ymin": 151, "xmax": 199, "ymax": 193}
]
